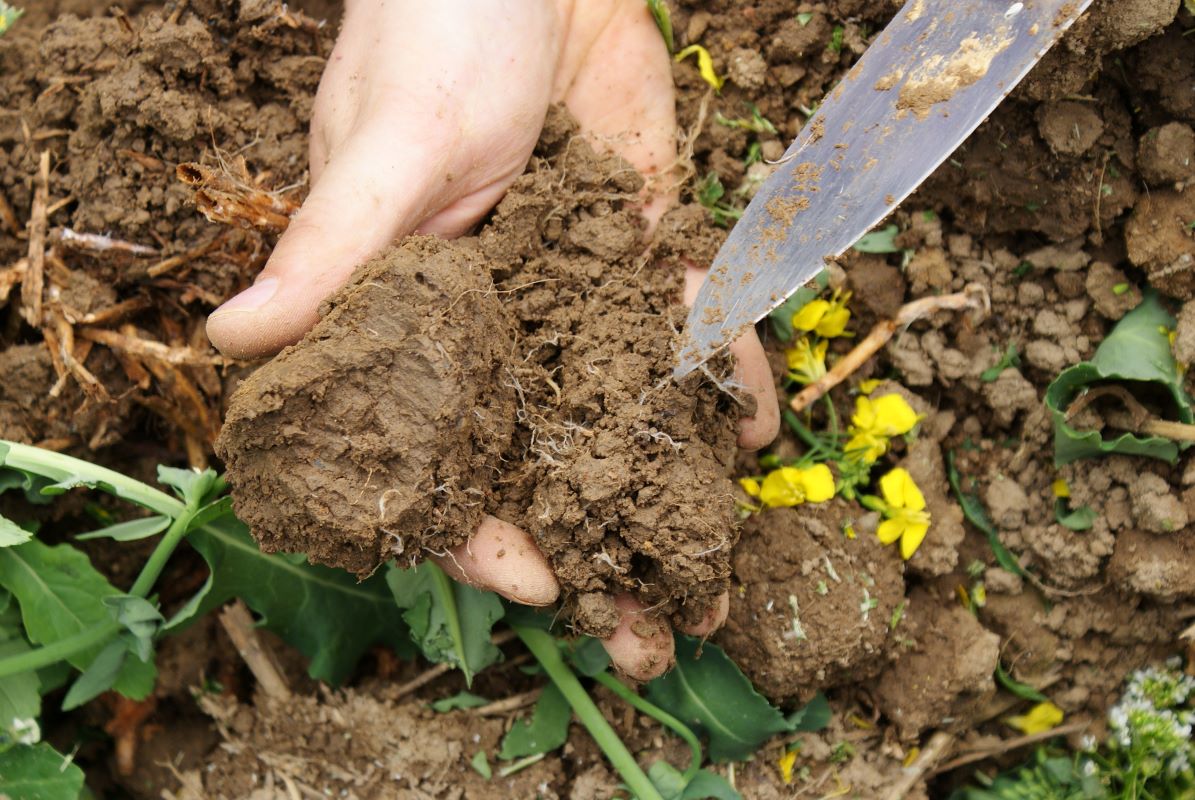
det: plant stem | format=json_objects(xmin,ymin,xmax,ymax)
[
  {"xmin": 0, "ymin": 440, "xmax": 183, "ymax": 516},
  {"xmin": 513, "ymin": 626, "xmax": 663, "ymax": 800},
  {"xmin": 782, "ymin": 410, "xmax": 836, "ymax": 460},
  {"xmin": 593, "ymin": 671, "xmax": 703, "ymax": 782},
  {"xmin": 129, "ymin": 506, "xmax": 197, "ymax": 597},
  {"xmin": 427, "ymin": 562, "xmax": 472, "ymax": 686},
  {"xmin": 0, "ymin": 623, "xmax": 117, "ymax": 679}
]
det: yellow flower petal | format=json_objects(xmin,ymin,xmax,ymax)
[
  {"xmin": 870, "ymin": 394, "xmax": 920, "ymax": 437},
  {"xmin": 844, "ymin": 432, "xmax": 886, "ymax": 464},
  {"xmin": 1006, "ymin": 701, "xmax": 1064, "ymax": 735},
  {"xmin": 877, "ymin": 517, "xmax": 904, "ymax": 545},
  {"xmin": 791, "ymin": 299, "xmax": 830, "ymax": 332},
  {"xmin": 738, "ymin": 477, "xmax": 761, "ymax": 497},
  {"xmin": 899, "ymin": 520, "xmax": 929, "ymax": 560},
  {"xmin": 815, "ymin": 305, "xmax": 851, "ymax": 337},
  {"xmin": 778, "ymin": 749, "xmax": 798, "ymax": 784},
  {"xmin": 759, "ymin": 467, "xmax": 806, "ymax": 508},
  {"xmin": 879, "ymin": 467, "xmax": 924, "ymax": 511},
  {"xmin": 785, "ymin": 337, "xmax": 828, "ymax": 385},
  {"xmin": 674, "ymin": 44, "xmax": 724, "ymax": 91},
  {"xmin": 1052, "ymin": 479, "xmax": 1070, "ymax": 499},
  {"xmin": 858, "ymin": 378, "xmax": 882, "ymax": 395},
  {"xmin": 851, "ymin": 395, "xmax": 878, "ymax": 431},
  {"xmin": 801, "ymin": 464, "xmax": 836, "ymax": 503}
]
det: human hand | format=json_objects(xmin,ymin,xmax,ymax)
[{"xmin": 207, "ymin": 0, "xmax": 779, "ymax": 679}]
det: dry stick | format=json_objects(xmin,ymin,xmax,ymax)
[
  {"xmin": 881, "ymin": 730, "xmax": 956, "ymax": 800},
  {"xmin": 790, "ymin": 284, "xmax": 989, "ymax": 413},
  {"xmin": 218, "ymin": 599, "xmax": 292, "ymax": 701},
  {"xmin": 77, "ymin": 326, "xmax": 224, "ymax": 367},
  {"xmin": 1065, "ymin": 384, "xmax": 1195, "ymax": 443},
  {"xmin": 147, "ymin": 233, "xmax": 226, "ymax": 278},
  {"xmin": 0, "ymin": 259, "xmax": 26, "ymax": 304},
  {"xmin": 930, "ymin": 721, "xmax": 1089, "ymax": 777},
  {"xmin": 472, "ymin": 687, "xmax": 543, "ymax": 716},
  {"xmin": 56, "ymin": 228, "xmax": 159, "ymax": 257},
  {"xmin": 0, "ymin": 188, "xmax": 20, "ymax": 236},
  {"xmin": 21, "ymin": 151, "xmax": 50, "ymax": 327},
  {"xmin": 390, "ymin": 629, "xmax": 519, "ymax": 700}
]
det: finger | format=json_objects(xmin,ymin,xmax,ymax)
[
  {"xmin": 683, "ymin": 263, "xmax": 780, "ymax": 451},
  {"xmin": 433, "ymin": 515, "xmax": 560, "ymax": 607},
  {"xmin": 677, "ymin": 592, "xmax": 730, "ymax": 638},
  {"xmin": 601, "ymin": 593, "xmax": 675, "ymax": 681},
  {"xmin": 206, "ymin": 119, "xmax": 441, "ymax": 359}
]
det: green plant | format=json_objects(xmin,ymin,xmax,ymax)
[{"xmin": 0, "ymin": 1, "xmax": 21, "ymax": 35}]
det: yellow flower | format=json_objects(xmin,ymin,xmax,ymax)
[
  {"xmin": 759, "ymin": 464, "xmax": 836, "ymax": 508},
  {"xmin": 785, "ymin": 337, "xmax": 828, "ymax": 385},
  {"xmin": 1052, "ymin": 479, "xmax": 1070, "ymax": 499},
  {"xmin": 844, "ymin": 394, "xmax": 920, "ymax": 463},
  {"xmin": 1006, "ymin": 701, "xmax": 1064, "ymax": 735},
  {"xmin": 791, "ymin": 290, "xmax": 852, "ymax": 338},
  {"xmin": 873, "ymin": 467, "xmax": 931, "ymax": 560},
  {"xmin": 778, "ymin": 748, "xmax": 798, "ymax": 784},
  {"xmin": 738, "ymin": 477, "xmax": 761, "ymax": 497},
  {"xmin": 674, "ymin": 45, "xmax": 724, "ymax": 91},
  {"xmin": 858, "ymin": 378, "xmax": 882, "ymax": 395}
]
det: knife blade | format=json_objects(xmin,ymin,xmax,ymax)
[{"xmin": 674, "ymin": 0, "xmax": 1094, "ymax": 379}]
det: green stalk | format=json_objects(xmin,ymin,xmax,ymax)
[
  {"xmin": 594, "ymin": 671, "xmax": 702, "ymax": 782},
  {"xmin": 129, "ymin": 506, "xmax": 198, "ymax": 597},
  {"xmin": 782, "ymin": 410, "xmax": 837, "ymax": 459},
  {"xmin": 514, "ymin": 626, "xmax": 663, "ymax": 800},
  {"xmin": 0, "ymin": 623, "xmax": 117, "ymax": 678},
  {"xmin": 1, "ymin": 440, "xmax": 183, "ymax": 516}
]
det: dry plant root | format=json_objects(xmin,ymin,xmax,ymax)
[
  {"xmin": 790, "ymin": 283, "xmax": 990, "ymax": 413},
  {"xmin": 219, "ymin": 600, "xmax": 292, "ymax": 701},
  {"xmin": 176, "ymin": 162, "xmax": 299, "ymax": 234},
  {"xmin": 1065, "ymin": 384, "xmax": 1195, "ymax": 443}
]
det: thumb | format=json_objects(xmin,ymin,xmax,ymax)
[{"xmin": 206, "ymin": 123, "xmax": 438, "ymax": 359}]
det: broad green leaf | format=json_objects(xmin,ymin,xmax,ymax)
[
  {"xmin": 786, "ymin": 693, "xmax": 831, "ymax": 732},
  {"xmin": 567, "ymin": 637, "xmax": 610, "ymax": 678},
  {"xmin": 103, "ymin": 596, "xmax": 164, "ymax": 661},
  {"xmin": 1045, "ymin": 291, "xmax": 1193, "ymax": 465},
  {"xmin": 1055, "ymin": 501, "xmax": 1096, "ymax": 532},
  {"xmin": 0, "ymin": 514, "xmax": 32, "ymax": 547},
  {"xmin": 947, "ymin": 452, "xmax": 1028, "ymax": 579},
  {"xmin": 767, "ymin": 270, "xmax": 829, "ymax": 342},
  {"xmin": 682, "ymin": 770, "xmax": 743, "ymax": 800},
  {"xmin": 430, "ymin": 691, "xmax": 489, "ymax": 712},
  {"xmin": 156, "ymin": 466, "xmax": 219, "ymax": 506},
  {"xmin": 648, "ymin": 761, "xmax": 688, "ymax": 799},
  {"xmin": 387, "ymin": 562, "xmax": 504, "ymax": 686},
  {"xmin": 62, "ymin": 639, "xmax": 128, "ymax": 711},
  {"xmin": 0, "ymin": 639, "xmax": 42, "ymax": 748},
  {"xmin": 76, "ymin": 516, "xmax": 169, "ymax": 542},
  {"xmin": 498, "ymin": 681, "xmax": 569, "ymax": 760},
  {"xmin": 645, "ymin": 636, "xmax": 790, "ymax": 762},
  {"xmin": 852, "ymin": 224, "xmax": 901, "ymax": 253},
  {"xmin": 470, "ymin": 750, "xmax": 492, "ymax": 779},
  {"xmin": 0, "ymin": 540, "xmax": 154, "ymax": 698},
  {"xmin": 0, "ymin": 742, "xmax": 85, "ymax": 799},
  {"xmin": 184, "ymin": 513, "xmax": 412, "ymax": 684}
]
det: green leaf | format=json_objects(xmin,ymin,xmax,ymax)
[
  {"xmin": 786, "ymin": 693, "xmax": 831, "ymax": 732},
  {"xmin": 38, "ymin": 475, "xmax": 118, "ymax": 498},
  {"xmin": 0, "ymin": 638, "xmax": 42, "ymax": 748},
  {"xmin": 1054, "ymin": 500, "xmax": 1096, "ymax": 532},
  {"xmin": 0, "ymin": 540, "xmax": 154, "ymax": 698},
  {"xmin": 649, "ymin": 761, "xmax": 688, "ymax": 799},
  {"xmin": 76, "ymin": 515, "xmax": 169, "ymax": 542},
  {"xmin": 946, "ymin": 452, "xmax": 1028, "ymax": 579},
  {"xmin": 567, "ymin": 637, "xmax": 611, "ymax": 678},
  {"xmin": 852, "ymin": 224, "xmax": 901, "ymax": 253},
  {"xmin": 682, "ymin": 770, "xmax": 743, "ymax": 800},
  {"xmin": 767, "ymin": 271, "xmax": 830, "ymax": 342},
  {"xmin": 0, "ymin": 515, "xmax": 32, "ymax": 548},
  {"xmin": 498, "ymin": 681, "xmax": 570, "ymax": 760},
  {"xmin": 0, "ymin": 742, "xmax": 85, "ymax": 799},
  {"xmin": 470, "ymin": 750, "xmax": 492, "ymax": 779},
  {"xmin": 184, "ymin": 513, "xmax": 412, "ymax": 684},
  {"xmin": 61, "ymin": 639, "xmax": 128, "ymax": 711},
  {"xmin": 103, "ymin": 596, "xmax": 164, "ymax": 661},
  {"xmin": 995, "ymin": 664, "xmax": 1049, "ymax": 703},
  {"xmin": 645, "ymin": 0, "xmax": 674, "ymax": 52},
  {"xmin": 387, "ymin": 562, "xmax": 504, "ymax": 686},
  {"xmin": 430, "ymin": 691, "xmax": 489, "ymax": 712},
  {"xmin": 980, "ymin": 343, "xmax": 1021, "ymax": 382},
  {"xmin": 645, "ymin": 636, "xmax": 790, "ymax": 762},
  {"xmin": 1045, "ymin": 291, "xmax": 1193, "ymax": 465},
  {"xmin": 155, "ymin": 466, "xmax": 219, "ymax": 506}
]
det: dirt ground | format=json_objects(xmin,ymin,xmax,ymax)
[{"xmin": 3, "ymin": 0, "xmax": 1195, "ymax": 797}]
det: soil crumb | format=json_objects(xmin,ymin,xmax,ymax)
[{"xmin": 217, "ymin": 112, "xmax": 744, "ymax": 631}]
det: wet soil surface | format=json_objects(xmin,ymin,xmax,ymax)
[{"xmin": 4, "ymin": 0, "xmax": 1195, "ymax": 797}]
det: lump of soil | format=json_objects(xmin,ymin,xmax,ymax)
[
  {"xmin": 217, "ymin": 122, "xmax": 743, "ymax": 630},
  {"xmin": 1108, "ymin": 527, "xmax": 1195, "ymax": 600},
  {"xmin": 717, "ymin": 502, "xmax": 904, "ymax": 704},
  {"xmin": 1036, "ymin": 100, "xmax": 1104, "ymax": 156},
  {"xmin": 873, "ymin": 589, "xmax": 1000, "ymax": 739},
  {"xmin": 1124, "ymin": 186, "xmax": 1195, "ymax": 299},
  {"xmin": 1138, "ymin": 122, "xmax": 1195, "ymax": 186}
]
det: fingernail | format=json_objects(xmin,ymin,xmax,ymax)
[{"xmin": 213, "ymin": 277, "xmax": 279, "ymax": 314}]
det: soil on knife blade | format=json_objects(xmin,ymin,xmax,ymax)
[{"xmin": 216, "ymin": 111, "xmax": 744, "ymax": 635}]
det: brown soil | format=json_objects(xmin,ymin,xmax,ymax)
[
  {"xmin": 6, "ymin": 0, "xmax": 1195, "ymax": 798},
  {"xmin": 216, "ymin": 116, "xmax": 744, "ymax": 630}
]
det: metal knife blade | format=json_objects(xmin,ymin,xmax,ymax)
[{"xmin": 674, "ymin": 0, "xmax": 1093, "ymax": 379}]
